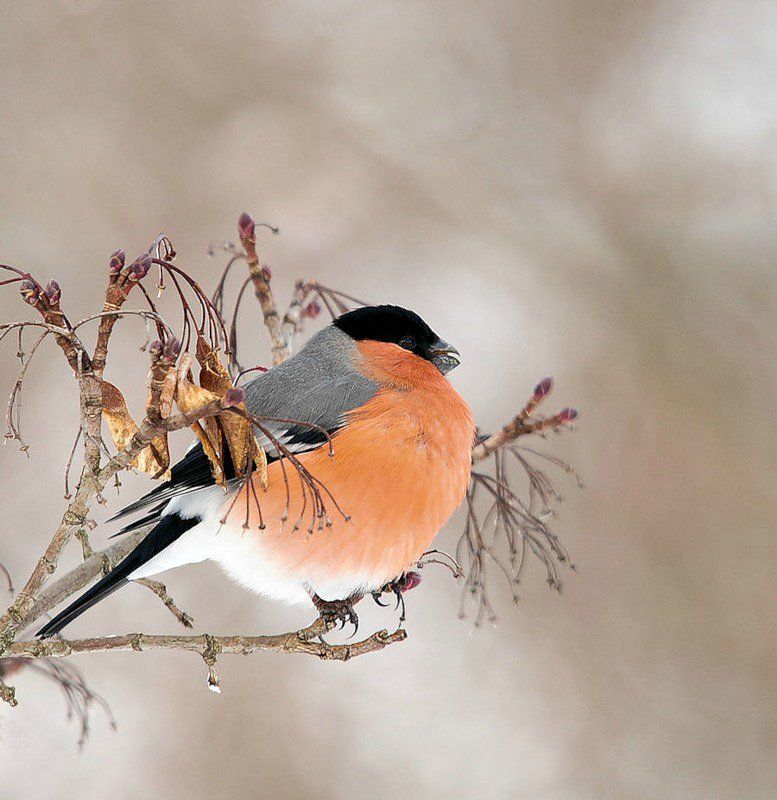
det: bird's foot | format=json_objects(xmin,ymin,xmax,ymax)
[
  {"xmin": 311, "ymin": 593, "xmax": 362, "ymax": 635},
  {"xmin": 371, "ymin": 571, "xmax": 421, "ymax": 622}
]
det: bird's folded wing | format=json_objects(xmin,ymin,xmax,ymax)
[{"xmin": 108, "ymin": 353, "xmax": 378, "ymax": 528}]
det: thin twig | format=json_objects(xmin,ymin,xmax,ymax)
[
  {"xmin": 237, "ymin": 212, "xmax": 289, "ymax": 364},
  {"xmin": 135, "ymin": 578, "xmax": 194, "ymax": 629}
]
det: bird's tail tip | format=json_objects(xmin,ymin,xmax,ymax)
[{"xmin": 34, "ymin": 575, "xmax": 129, "ymax": 640}]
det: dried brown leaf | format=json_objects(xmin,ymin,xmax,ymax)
[
  {"xmin": 135, "ymin": 435, "xmax": 171, "ymax": 481},
  {"xmin": 101, "ymin": 382, "xmax": 170, "ymax": 480},
  {"xmin": 194, "ymin": 336, "xmax": 267, "ymax": 488},
  {"xmin": 175, "ymin": 356, "xmax": 226, "ymax": 487},
  {"xmin": 254, "ymin": 435, "xmax": 268, "ymax": 491},
  {"xmin": 196, "ymin": 335, "xmax": 232, "ymax": 397},
  {"xmin": 101, "ymin": 382, "xmax": 136, "ymax": 451}
]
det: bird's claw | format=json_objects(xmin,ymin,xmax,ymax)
[
  {"xmin": 371, "ymin": 570, "xmax": 422, "ymax": 622},
  {"xmin": 311, "ymin": 594, "xmax": 360, "ymax": 635},
  {"xmin": 371, "ymin": 592, "xmax": 390, "ymax": 607}
]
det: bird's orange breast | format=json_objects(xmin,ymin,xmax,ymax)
[{"xmin": 226, "ymin": 342, "xmax": 475, "ymax": 590}]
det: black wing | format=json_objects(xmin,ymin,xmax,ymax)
[
  {"xmin": 108, "ymin": 421, "xmax": 335, "ymax": 531},
  {"xmin": 109, "ymin": 327, "xmax": 378, "ymax": 528}
]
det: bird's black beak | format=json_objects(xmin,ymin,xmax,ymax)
[{"xmin": 428, "ymin": 340, "xmax": 460, "ymax": 374}]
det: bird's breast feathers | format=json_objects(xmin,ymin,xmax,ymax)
[{"xmin": 220, "ymin": 345, "xmax": 475, "ymax": 596}]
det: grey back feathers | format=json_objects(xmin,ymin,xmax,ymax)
[
  {"xmin": 243, "ymin": 325, "xmax": 378, "ymax": 438},
  {"xmin": 110, "ymin": 325, "xmax": 378, "ymax": 524}
]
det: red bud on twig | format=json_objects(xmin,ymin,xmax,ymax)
[
  {"xmin": 19, "ymin": 279, "xmax": 39, "ymax": 305},
  {"xmin": 108, "ymin": 250, "xmax": 126, "ymax": 274},
  {"xmin": 520, "ymin": 376, "xmax": 553, "ymax": 420},
  {"xmin": 44, "ymin": 280, "xmax": 61, "ymax": 306},
  {"xmin": 237, "ymin": 211, "xmax": 255, "ymax": 241},
  {"xmin": 148, "ymin": 340, "xmax": 164, "ymax": 359},
  {"xmin": 162, "ymin": 338, "xmax": 181, "ymax": 362},
  {"xmin": 557, "ymin": 407, "xmax": 578, "ymax": 423},
  {"xmin": 532, "ymin": 377, "xmax": 553, "ymax": 402},
  {"xmin": 260, "ymin": 265, "xmax": 272, "ymax": 282},
  {"xmin": 129, "ymin": 253, "xmax": 152, "ymax": 281},
  {"xmin": 304, "ymin": 300, "xmax": 321, "ymax": 319}
]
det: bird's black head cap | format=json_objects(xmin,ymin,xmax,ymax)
[{"xmin": 334, "ymin": 305, "xmax": 460, "ymax": 373}]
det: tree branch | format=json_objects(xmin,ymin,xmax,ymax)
[
  {"xmin": 22, "ymin": 530, "xmax": 148, "ymax": 630},
  {"xmin": 471, "ymin": 377, "xmax": 578, "ymax": 462},
  {"xmin": 0, "ymin": 394, "xmax": 241, "ymax": 640},
  {"xmin": 135, "ymin": 578, "xmax": 194, "ymax": 628},
  {"xmin": 6, "ymin": 621, "xmax": 406, "ymax": 663},
  {"xmin": 237, "ymin": 213, "xmax": 289, "ymax": 365}
]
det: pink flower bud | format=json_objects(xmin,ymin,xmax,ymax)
[
  {"xmin": 108, "ymin": 250, "xmax": 126, "ymax": 274},
  {"xmin": 304, "ymin": 300, "xmax": 321, "ymax": 319},
  {"xmin": 148, "ymin": 340, "xmax": 164, "ymax": 359},
  {"xmin": 44, "ymin": 279, "xmax": 61, "ymax": 305},
  {"xmin": 532, "ymin": 376, "xmax": 553, "ymax": 401},
  {"xmin": 129, "ymin": 253, "xmax": 151, "ymax": 281},
  {"xmin": 224, "ymin": 387, "xmax": 246, "ymax": 407},
  {"xmin": 237, "ymin": 211, "xmax": 255, "ymax": 240},
  {"xmin": 557, "ymin": 407, "xmax": 578, "ymax": 423},
  {"xmin": 400, "ymin": 571, "xmax": 422, "ymax": 592},
  {"xmin": 261, "ymin": 265, "xmax": 272, "ymax": 282}
]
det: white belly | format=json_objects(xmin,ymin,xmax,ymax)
[{"xmin": 127, "ymin": 487, "xmax": 375, "ymax": 605}]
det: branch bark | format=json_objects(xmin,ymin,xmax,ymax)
[
  {"xmin": 6, "ymin": 621, "xmax": 406, "ymax": 663},
  {"xmin": 237, "ymin": 213, "xmax": 290, "ymax": 365},
  {"xmin": 22, "ymin": 530, "xmax": 148, "ymax": 630}
]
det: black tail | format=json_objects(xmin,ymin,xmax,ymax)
[{"xmin": 37, "ymin": 513, "xmax": 199, "ymax": 639}]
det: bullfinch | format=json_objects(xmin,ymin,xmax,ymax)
[{"xmin": 38, "ymin": 305, "xmax": 475, "ymax": 637}]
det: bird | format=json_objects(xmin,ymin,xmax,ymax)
[{"xmin": 37, "ymin": 305, "xmax": 475, "ymax": 638}]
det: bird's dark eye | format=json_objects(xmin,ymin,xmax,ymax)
[{"xmin": 398, "ymin": 336, "xmax": 416, "ymax": 351}]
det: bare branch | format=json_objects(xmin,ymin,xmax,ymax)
[
  {"xmin": 280, "ymin": 279, "xmax": 312, "ymax": 344},
  {"xmin": 4, "ymin": 330, "xmax": 49, "ymax": 451},
  {"xmin": 237, "ymin": 212, "xmax": 289, "ymax": 364},
  {"xmin": 471, "ymin": 377, "xmax": 578, "ymax": 462},
  {"xmin": 7, "ymin": 620, "xmax": 406, "ymax": 664},
  {"xmin": 460, "ymin": 377, "xmax": 581, "ymax": 624},
  {"xmin": 22, "ymin": 530, "xmax": 148, "ymax": 631},
  {"xmin": 0, "ymin": 393, "xmax": 242, "ymax": 641},
  {"xmin": 135, "ymin": 578, "xmax": 194, "ymax": 629}
]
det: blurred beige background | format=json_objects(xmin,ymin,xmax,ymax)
[{"xmin": 1, "ymin": 1, "xmax": 776, "ymax": 798}]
